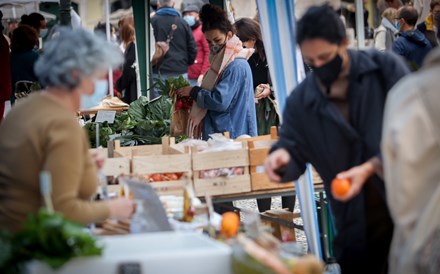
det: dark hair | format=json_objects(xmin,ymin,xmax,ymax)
[
  {"xmin": 431, "ymin": 0, "xmax": 440, "ymax": 10},
  {"xmin": 94, "ymin": 22, "xmax": 116, "ymax": 35},
  {"xmin": 200, "ymin": 4, "xmax": 232, "ymax": 34},
  {"xmin": 297, "ymin": 4, "xmax": 346, "ymax": 46},
  {"xmin": 10, "ymin": 25, "xmax": 38, "ymax": 53},
  {"xmin": 233, "ymin": 18, "xmax": 266, "ymax": 61},
  {"xmin": 398, "ymin": 6, "xmax": 418, "ymax": 26},
  {"xmin": 20, "ymin": 13, "xmax": 45, "ymax": 30}
]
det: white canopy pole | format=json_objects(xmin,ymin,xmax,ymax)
[
  {"xmin": 256, "ymin": 0, "xmax": 323, "ymax": 260},
  {"xmin": 355, "ymin": 0, "xmax": 366, "ymax": 49},
  {"xmin": 104, "ymin": 0, "xmax": 114, "ymax": 97}
]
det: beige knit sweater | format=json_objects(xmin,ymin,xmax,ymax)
[{"xmin": 0, "ymin": 93, "xmax": 109, "ymax": 233}]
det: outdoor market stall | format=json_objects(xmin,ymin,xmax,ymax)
[{"xmin": 0, "ymin": 0, "xmax": 372, "ymax": 273}]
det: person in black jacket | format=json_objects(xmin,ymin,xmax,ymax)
[
  {"xmin": 264, "ymin": 5, "xmax": 409, "ymax": 273},
  {"xmin": 392, "ymin": 5, "xmax": 432, "ymax": 70},
  {"xmin": 116, "ymin": 21, "xmax": 137, "ymax": 104},
  {"xmin": 151, "ymin": 0, "xmax": 197, "ymax": 98}
]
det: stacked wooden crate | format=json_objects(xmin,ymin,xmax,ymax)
[{"xmin": 191, "ymin": 142, "xmax": 252, "ymax": 196}]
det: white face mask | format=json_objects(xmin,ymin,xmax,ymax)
[
  {"xmin": 40, "ymin": 29, "xmax": 48, "ymax": 38},
  {"xmin": 80, "ymin": 79, "xmax": 108, "ymax": 110}
]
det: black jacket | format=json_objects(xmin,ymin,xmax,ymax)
[
  {"xmin": 151, "ymin": 8, "xmax": 197, "ymax": 74},
  {"xmin": 417, "ymin": 21, "xmax": 439, "ymax": 48},
  {"xmin": 273, "ymin": 50, "xmax": 409, "ymax": 273},
  {"xmin": 116, "ymin": 42, "xmax": 137, "ymax": 104}
]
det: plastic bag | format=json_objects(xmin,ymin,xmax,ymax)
[{"xmin": 122, "ymin": 177, "xmax": 172, "ymax": 233}]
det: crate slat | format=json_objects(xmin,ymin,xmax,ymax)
[
  {"xmin": 251, "ymin": 173, "xmax": 294, "ymax": 191},
  {"xmin": 193, "ymin": 175, "xmax": 251, "ymax": 196},
  {"xmin": 150, "ymin": 181, "xmax": 184, "ymax": 196},
  {"xmin": 102, "ymin": 158, "xmax": 130, "ymax": 177},
  {"xmin": 132, "ymin": 154, "xmax": 191, "ymax": 174},
  {"xmin": 192, "ymin": 149, "xmax": 249, "ymax": 170}
]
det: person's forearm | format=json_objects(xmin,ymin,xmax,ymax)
[{"xmin": 366, "ymin": 156, "xmax": 384, "ymax": 179}]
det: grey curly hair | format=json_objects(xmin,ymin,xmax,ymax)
[{"xmin": 34, "ymin": 27, "xmax": 123, "ymax": 89}]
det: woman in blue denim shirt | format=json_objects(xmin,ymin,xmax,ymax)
[{"xmin": 178, "ymin": 4, "xmax": 257, "ymax": 140}]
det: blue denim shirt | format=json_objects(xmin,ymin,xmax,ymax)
[{"xmin": 196, "ymin": 58, "xmax": 258, "ymax": 140}]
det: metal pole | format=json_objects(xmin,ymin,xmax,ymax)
[
  {"xmin": 96, "ymin": 123, "xmax": 100, "ymax": 148},
  {"xmin": 355, "ymin": 0, "xmax": 365, "ymax": 49},
  {"xmin": 104, "ymin": 0, "xmax": 114, "ymax": 97},
  {"xmin": 59, "ymin": 0, "xmax": 72, "ymax": 27},
  {"xmin": 146, "ymin": 5, "xmax": 151, "ymax": 101}
]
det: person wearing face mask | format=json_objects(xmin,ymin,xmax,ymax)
[
  {"xmin": 374, "ymin": 8, "xmax": 399, "ymax": 51},
  {"xmin": 0, "ymin": 28, "xmax": 134, "ymax": 234},
  {"xmin": 178, "ymin": 4, "xmax": 257, "ymax": 141},
  {"xmin": 417, "ymin": 0, "xmax": 440, "ymax": 48},
  {"xmin": 151, "ymin": 0, "xmax": 197, "ymax": 99},
  {"xmin": 9, "ymin": 25, "xmax": 40, "ymax": 105},
  {"xmin": 183, "ymin": 5, "xmax": 210, "ymax": 86},
  {"xmin": 20, "ymin": 13, "xmax": 48, "ymax": 39},
  {"xmin": 264, "ymin": 5, "xmax": 409, "ymax": 273},
  {"xmin": 233, "ymin": 18, "xmax": 295, "ymax": 214},
  {"xmin": 177, "ymin": 4, "xmax": 257, "ymax": 214},
  {"xmin": 392, "ymin": 5, "xmax": 432, "ymax": 70}
]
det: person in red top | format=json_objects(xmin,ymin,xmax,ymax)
[
  {"xmin": 0, "ymin": 11, "xmax": 12, "ymax": 122},
  {"xmin": 183, "ymin": 5, "xmax": 210, "ymax": 86}
]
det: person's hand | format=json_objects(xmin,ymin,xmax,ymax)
[
  {"xmin": 108, "ymin": 198, "xmax": 134, "ymax": 220},
  {"xmin": 333, "ymin": 161, "xmax": 375, "ymax": 202},
  {"xmin": 177, "ymin": 86, "xmax": 193, "ymax": 97},
  {"xmin": 264, "ymin": 148, "xmax": 291, "ymax": 182},
  {"xmin": 91, "ymin": 153, "xmax": 105, "ymax": 170},
  {"xmin": 197, "ymin": 74, "xmax": 204, "ymax": 86},
  {"xmin": 347, "ymin": 3, "xmax": 355, "ymax": 12},
  {"xmin": 255, "ymin": 84, "xmax": 271, "ymax": 100}
]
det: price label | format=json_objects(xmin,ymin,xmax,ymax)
[
  {"xmin": 118, "ymin": 262, "xmax": 141, "ymax": 274},
  {"xmin": 95, "ymin": 110, "xmax": 116, "ymax": 124}
]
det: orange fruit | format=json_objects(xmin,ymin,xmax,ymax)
[
  {"xmin": 331, "ymin": 178, "xmax": 351, "ymax": 198},
  {"xmin": 221, "ymin": 212, "xmax": 240, "ymax": 238}
]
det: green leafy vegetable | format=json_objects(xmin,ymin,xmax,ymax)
[
  {"xmin": 0, "ymin": 210, "xmax": 102, "ymax": 273},
  {"xmin": 84, "ymin": 76, "xmax": 188, "ymax": 148},
  {"xmin": 156, "ymin": 75, "xmax": 190, "ymax": 98}
]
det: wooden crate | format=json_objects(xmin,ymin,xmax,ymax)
[
  {"xmin": 111, "ymin": 140, "xmax": 163, "ymax": 158},
  {"xmin": 244, "ymin": 127, "xmax": 294, "ymax": 191},
  {"xmin": 131, "ymin": 140, "xmax": 191, "ymax": 196},
  {"xmin": 261, "ymin": 209, "xmax": 301, "ymax": 242},
  {"xmin": 88, "ymin": 147, "xmax": 130, "ymax": 177},
  {"xmin": 102, "ymin": 158, "xmax": 131, "ymax": 177},
  {"xmin": 192, "ymin": 142, "xmax": 251, "ymax": 196}
]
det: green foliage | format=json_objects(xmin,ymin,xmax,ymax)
[
  {"xmin": 155, "ymin": 75, "xmax": 190, "ymax": 98},
  {"xmin": 84, "ymin": 76, "xmax": 189, "ymax": 148},
  {"xmin": 0, "ymin": 210, "xmax": 102, "ymax": 273}
]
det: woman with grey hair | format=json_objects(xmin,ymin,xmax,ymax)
[{"xmin": 0, "ymin": 28, "xmax": 134, "ymax": 233}]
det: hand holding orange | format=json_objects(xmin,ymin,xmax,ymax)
[{"xmin": 331, "ymin": 178, "xmax": 351, "ymax": 199}]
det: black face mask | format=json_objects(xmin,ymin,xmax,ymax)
[{"xmin": 312, "ymin": 53, "xmax": 343, "ymax": 91}]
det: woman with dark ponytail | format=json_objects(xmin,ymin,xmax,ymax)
[
  {"xmin": 234, "ymin": 18, "xmax": 295, "ymax": 213},
  {"xmin": 20, "ymin": 13, "xmax": 47, "ymax": 37},
  {"xmin": 178, "ymin": 4, "xmax": 257, "ymax": 140},
  {"xmin": 178, "ymin": 4, "xmax": 257, "ymax": 214}
]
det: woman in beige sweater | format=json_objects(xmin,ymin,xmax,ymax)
[{"xmin": 0, "ymin": 28, "xmax": 134, "ymax": 233}]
